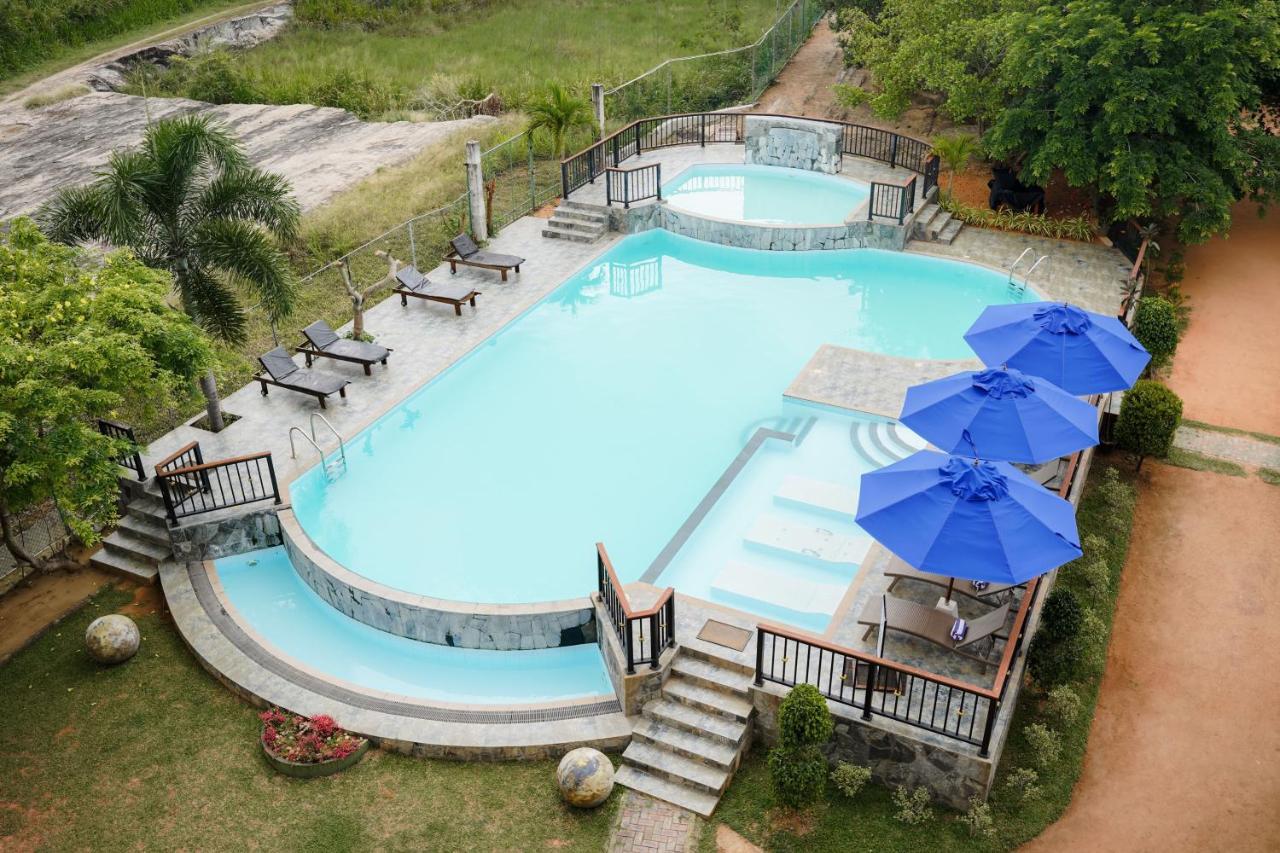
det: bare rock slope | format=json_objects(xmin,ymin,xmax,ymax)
[{"xmin": 0, "ymin": 93, "xmax": 494, "ymax": 217}]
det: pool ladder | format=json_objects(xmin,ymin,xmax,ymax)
[
  {"xmin": 1007, "ymin": 248, "xmax": 1049, "ymax": 298},
  {"xmin": 288, "ymin": 413, "xmax": 348, "ymax": 481}
]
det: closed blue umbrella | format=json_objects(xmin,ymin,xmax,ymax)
[
  {"xmin": 856, "ymin": 451, "xmax": 1082, "ymax": 587},
  {"xmin": 899, "ymin": 366, "xmax": 1098, "ymax": 464},
  {"xmin": 964, "ymin": 302, "xmax": 1150, "ymax": 394}
]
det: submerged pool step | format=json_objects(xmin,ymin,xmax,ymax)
[
  {"xmin": 773, "ymin": 474, "xmax": 859, "ymax": 519},
  {"xmin": 849, "ymin": 420, "xmax": 925, "ymax": 469},
  {"xmin": 712, "ymin": 561, "xmax": 848, "ymax": 618},
  {"xmin": 743, "ymin": 515, "xmax": 871, "ymax": 567}
]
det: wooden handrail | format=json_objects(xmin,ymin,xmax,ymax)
[
  {"xmin": 154, "ymin": 440, "xmax": 200, "ymax": 475},
  {"xmin": 159, "ymin": 450, "xmax": 274, "ymax": 480},
  {"xmin": 596, "ymin": 542, "xmax": 672, "ymax": 618}
]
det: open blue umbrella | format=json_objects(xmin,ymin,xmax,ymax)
[
  {"xmin": 856, "ymin": 451, "xmax": 1082, "ymax": 590},
  {"xmin": 899, "ymin": 366, "xmax": 1098, "ymax": 464},
  {"xmin": 964, "ymin": 302, "xmax": 1150, "ymax": 394}
]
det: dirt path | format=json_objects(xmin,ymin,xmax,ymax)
[
  {"xmin": 1024, "ymin": 463, "xmax": 1280, "ymax": 852},
  {"xmin": 0, "ymin": 0, "xmax": 283, "ymax": 107},
  {"xmin": 0, "ymin": 568, "xmax": 115, "ymax": 664},
  {"xmin": 1166, "ymin": 202, "xmax": 1280, "ymax": 435},
  {"xmin": 755, "ymin": 16, "xmax": 846, "ymax": 118}
]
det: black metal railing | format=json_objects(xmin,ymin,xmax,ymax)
[
  {"xmin": 923, "ymin": 154, "xmax": 940, "ymax": 198},
  {"xmin": 97, "ymin": 418, "xmax": 145, "ymax": 481},
  {"xmin": 562, "ymin": 112, "xmax": 931, "ymax": 198},
  {"xmin": 606, "ymin": 163, "xmax": 662, "ymax": 208},
  {"xmin": 868, "ymin": 176, "xmax": 917, "ymax": 225},
  {"xmin": 154, "ymin": 442, "xmax": 281, "ymax": 524},
  {"xmin": 596, "ymin": 542, "xmax": 675, "ymax": 673}
]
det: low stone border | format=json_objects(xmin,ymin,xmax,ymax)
[{"xmin": 262, "ymin": 734, "xmax": 370, "ymax": 779}]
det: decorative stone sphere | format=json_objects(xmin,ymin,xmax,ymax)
[
  {"xmin": 84, "ymin": 614, "xmax": 140, "ymax": 664},
  {"xmin": 556, "ymin": 747, "xmax": 614, "ymax": 808}
]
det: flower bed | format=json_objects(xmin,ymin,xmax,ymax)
[
  {"xmin": 940, "ymin": 197, "xmax": 1097, "ymax": 242},
  {"xmin": 259, "ymin": 709, "xmax": 368, "ymax": 778}
]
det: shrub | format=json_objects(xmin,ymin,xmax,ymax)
[
  {"xmin": 768, "ymin": 745, "xmax": 828, "ymax": 808},
  {"xmin": 962, "ymin": 796, "xmax": 996, "ymax": 838},
  {"xmin": 1029, "ymin": 589, "xmax": 1084, "ymax": 687},
  {"xmin": 1039, "ymin": 588, "xmax": 1083, "ymax": 645},
  {"xmin": 891, "ymin": 785, "xmax": 934, "ymax": 825},
  {"xmin": 1075, "ymin": 554, "xmax": 1112, "ymax": 597},
  {"xmin": 1023, "ymin": 723, "xmax": 1062, "ymax": 769},
  {"xmin": 1044, "ymin": 685, "xmax": 1082, "ymax": 728},
  {"xmin": 1078, "ymin": 607, "xmax": 1110, "ymax": 671},
  {"xmin": 258, "ymin": 708, "xmax": 365, "ymax": 763},
  {"xmin": 938, "ymin": 197, "xmax": 1095, "ymax": 242},
  {"xmin": 1133, "ymin": 296, "xmax": 1180, "ymax": 370},
  {"xmin": 778, "ymin": 684, "xmax": 834, "ymax": 749},
  {"xmin": 1004, "ymin": 767, "xmax": 1042, "ymax": 802},
  {"xmin": 833, "ymin": 83, "xmax": 871, "ymax": 109},
  {"xmin": 1115, "ymin": 381, "xmax": 1183, "ymax": 470},
  {"xmin": 1096, "ymin": 467, "xmax": 1136, "ymax": 526},
  {"xmin": 830, "ymin": 762, "xmax": 872, "ymax": 798}
]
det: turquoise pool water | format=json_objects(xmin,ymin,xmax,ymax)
[
  {"xmin": 216, "ymin": 547, "xmax": 614, "ymax": 703},
  {"xmin": 662, "ymin": 164, "xmax": 869, "ymax": 224},
  {"xmin": 291, "ymin": 230, "xmax": 1026, "ymax": 606}
]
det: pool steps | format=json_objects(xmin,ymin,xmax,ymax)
[
  {"xmin": 616, "ymin": 647, "xmax": 755, "ymax": 816},
  {"xmin": 542, "ymin": 200, "xmax": 609, "ymax": 244},
  {"xmin": 743, "ymin": 516, "xmax": 871, "ymax": 567},
  {"xmin": 912, "ymin": 202, "xmax": 962, "ymax": 245},
  {"xmin": 773, "ymin": 474, "xmax": 859, "ymax": 518},
  {"xmin": 90, "ymin": 481, "xmax": 171, "ymax": 584}
]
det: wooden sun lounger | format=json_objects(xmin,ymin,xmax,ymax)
[
  {"xmin": 255, "ymin": 347, "xmax": 350, "ymax": 409},
  {"xmin": 394, "ymin": 266, "xmax": 481, "ymax": 316},
  {"xmin": 885, "ymin": 560, "xmax": 1021, "ymax": 603},
  {"xmin": 857, "ymin": 594, "xmax": 1011, "ymax": 666},
  {"xmin": 443, "ymin": 234, "xmax": 524, "ymax": 281},
  {"xmin": 1021, "ymin": 457, "xmax": 1065, "ymax": 489},
  {"xmin": 297, "ymin": 321, "xmax": 390, "ymax": 375}
]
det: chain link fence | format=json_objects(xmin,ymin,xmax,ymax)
[
  {"xmin": 480, "ymin": 131, "xmax": 569, "ymax": 234},
  {"xmin": 0, "ymin": 504, "xmax": 72, "ymax": 592},
  {"xmin": 605, "ymin": 0, "xmax": 824, "ymax": 122}
]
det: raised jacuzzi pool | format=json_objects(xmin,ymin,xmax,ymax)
[{"xmin": 662, "ymin": 163, "xmax": 869, "ymax": 225}]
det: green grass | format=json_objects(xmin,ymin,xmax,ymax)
[
  {"xmin": 1258, "ymin": 467, "xmax": 1280, "ymax": 487},
  {"xmin": 0, "ymin": 0, "xmax": 252, "ymax": 95},
  {"xmin": 1181, "ymin": 418, "xmax": 1280, "ymax": 448},
  {"xmin": 1163, "ymin": 446, "xmax": 1248, "ymax": 477},
  {"xmin": 706, "ymin": 461, "xmax": 1141, "ymax": 851},
  {"xmin": 0, "ymin": 585, "xmax": 618, "ymax": 851}
]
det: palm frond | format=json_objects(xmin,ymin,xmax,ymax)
[
  {"xmin": 177, "ymin": 265, "xmax": 247, "ymax": 344},
  {"xmin": 192, "ymin": 218, "xmax": 297, "ymax": 325},
  {"xmin": 35, "ymin": 185, "xmax": 109, "ymax": 245},
  {"xmin": 194, "ymin": 167, "xmax": 301, "ymax": 241}
]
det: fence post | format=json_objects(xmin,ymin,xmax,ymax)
[
  {"xmin": 979, "ymin": 697, "xmax": 999, "ymax": 757},
  {"xmin": 889, "ymin": 134, "xmax": 899, "ymax": 169},
  {"xmin": 635, "ymin": 122, "xmax": 642, "ymax": 156},
  {"xmin": 591, "ymin": 83, "xmax": 606, "ymax": 140},
  {"xmin": 861, "ymin": 662, "xmax": 876, "ymax": 720},
  {"xmin": 527, "ymin": 135, "xmax": 536, "ymax": 214},
  {"xmin": 625, "ymin": 620, "xmax": 636, "ymax": 675},
  {"xmin": 266, "ymin": 454, "xmax": 281, "ymax": 504},
  {"xmin": 649, "ymin": 612, "xmax": 660, "ymax": 670},
  {"xmin": 464, "ymin": 139, "xmax": 488, "ymax": 242},
  {"xmin": 700, "ymin": 112, "xmax": 707, "ymax": 146},
  {"xmin": 407, "ymin": 221, "xmax": 418, "ymax": 269},
  {"xmin": 754, "ymin": 630, "xmax": 765, "ymax": 686}
]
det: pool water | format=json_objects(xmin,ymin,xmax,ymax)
[
  {"xmin": 662, "ymin": 164, "xmax": 869, "ymax": 224},
  {"xmin": 216, "ymin": 547, "xmax": 614, "ymax": 703},
  {"xmin": 291, "ymin": 230, "xmax": 1026, "ymax": 606}
]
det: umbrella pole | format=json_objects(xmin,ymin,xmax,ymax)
[{"xmin": 946, "ymin": 576, "xmax": 955, "ymax": 604}]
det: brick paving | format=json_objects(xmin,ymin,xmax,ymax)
[{"xmin": 609, "ymin": 791, "xmax": 698, "ymax": 853}]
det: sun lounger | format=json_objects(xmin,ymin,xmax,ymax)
[
  {"xmin": 857, "ymin": 594, "xmax": 1011, "ymax": 666},
  {"xmin": 255, "ymin": 347, "xmax": 350, "ymax": 408},
  {"xmin": 394, "ymin": 265, "xmax": 481, "ymax": 316},
  {"xmin": 443, "ymin": 234, "xmax": 524, "ymax": 281},
  {"xmin": 297, "ymin": 320, "xmax": 390, "ymax": 376},
  {"xmin": 884, "ymin": 560, "xmax": 1021, "ymax": 603}
]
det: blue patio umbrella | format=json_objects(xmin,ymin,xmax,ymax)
[
  {"xmin": 899, "ymin": 366, "xmax": 1098, "ymax": 464},
  {"xmin": 964, "ymin": 302, "xmax": 1150, "ymax": 395},
  {"xmin": 856, "ymin": 451, "xmax": 1082, "ymax": 592}
]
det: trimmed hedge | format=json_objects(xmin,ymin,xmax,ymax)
[
  {"xmin": 1132, "ymin": 296, "xmax": 1180, "ymax": 370},
  {"xmin": 1115, "ymin": 380, "xmax": 1183, "ymax": 470}
]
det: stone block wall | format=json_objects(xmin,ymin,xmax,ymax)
[
  {"xmin": 170, "ymin": 507, "xmax": 282, "ymax": 561},
  {"xmin": 744, "ymin": 116, "xmax": 843, "ymax": 174},
  {"xmin": 751, "ymin": 683, "xmax": 995, "ymax": 810},
  {"xmin": 593, "ymin": 597, "xmax": 666, "ymax": 715}
]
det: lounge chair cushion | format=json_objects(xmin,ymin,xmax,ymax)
[
  {"xmin": 320, "ymin": 338, "xmax": 390, "ymax": 363},
  {"xmin": 283, "ymin": 370, "xmax": 350, "ymax": 395},
  {"xmin": 395, "ymin": 265, "xmax": 428, "ymax": 290},
  {"xmin": 396, "ymin": 265, "xmax": 479, "ymax": 301},
  {"xmin": 450, "ymin": 234, "xmax": 525, "ymax": 268},
  {"xmin": 259, "ymin": 347, "xmax": 300, "ymax": 381},
  {"xmin": 451, "ymin": 234, "xmax": 481, "ymax": 258},
  {"xmin": 302, "ymin": 320, "xmax": 341, "ymax": 350}
]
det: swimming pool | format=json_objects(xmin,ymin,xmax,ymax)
[
  {"xmin": 216, "ymin": 548, "xmax": 614, "ymax": 703},
  {"xmin": 290, "ymin": 230, "xmax": 1026, "ymax": 606},
  {"xmin": 662, "ymin": 164, "xmax": 869, "ymax": 224}
]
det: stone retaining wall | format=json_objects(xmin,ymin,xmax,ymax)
[
  {"xmin": 617, "ymin": 204, "xmax": 909, "ymax": 251},
  {"xmin": 170, "ymin": 506, "xmax": 282, "ymax": 561},
  {"xmin": 744, "ymin": 115, "xmax": 843, "ymax": 174},
  {"xmin": 594, "ymin": 597, "xmax": 666, "ymax": 715}
]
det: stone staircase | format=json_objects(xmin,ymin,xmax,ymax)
[
  {"xmin": 541, "ymin": 200, "xmax": 609, "ymax": 243},
  {"xmin": 89, "ymin": 479, "xmax": 172, "ymax": 584},
  {"xmin": 615, "ymin": 648, "xmax": 754, "ymax": 817},
  {"xmin": 912, "ymin": 202, "xmax": 963, "ymax": 244}
]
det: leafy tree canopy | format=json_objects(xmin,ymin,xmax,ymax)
[
  {"xmin": 988, "ymin": 0, "xmax": 1280, "ymax": 243},
  {"xmin": 0, "ymin": 219, "xmax": 211, "ymax": 571}
]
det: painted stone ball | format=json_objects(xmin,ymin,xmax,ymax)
[
  {"xmin": 84, "ymin": 614, "xmax": 140, "ymax": 664},
  {"xmin": 556, "ymin": 747, "xmax": 614, "ymax": 808}
]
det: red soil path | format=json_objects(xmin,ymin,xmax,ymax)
[
  {"xmin": 1024, "ymin": 463, "xmax": 1280, "ymax": 852},
  {"xmin": 1166, "ymin": 203, "xmax": 1280, "ymax": 435}
]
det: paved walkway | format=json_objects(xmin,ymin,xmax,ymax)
[
  {"xmin": 609, "ymin": 791, "xmax": 698, "ymax": 853},
  {"xmin": 1173, "ymin": 423, "xmax": 1280, "ymax": 470},
  {"xmin": 1024, "ymin": 463, "xmax": 1280, "ymax": 852}
]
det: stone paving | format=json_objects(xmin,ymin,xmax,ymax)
[
  {"xmin": 1173, "ymin": 423, "xmax": 1280, "ymax": 470},
  {"xmin": 609, "ymin": 790, "xmax": 699, "ymax": 853}
]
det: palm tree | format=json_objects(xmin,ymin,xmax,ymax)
[
  {"xmin": 931, "ymin": 133, "xmax": 982, "ymax": 198},
  {"xmin": 526, "ymin": 83, "xmax": 593, "ymax": 160},
  {"xmin": 38, "ymin": 115, "xmax": 299, "ymax": 432},
  {"xmin": 1135, "ymin": 222, "xmax": 1161, "ymax": 286}
]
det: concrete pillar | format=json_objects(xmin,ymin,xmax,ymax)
[
  {"xmin": 465, "ymin": 139, "xmax": 488, "ymax": 242},
  {"xmin": 591, "ymin": 83, "xmax": 606, "ymax": 139}
]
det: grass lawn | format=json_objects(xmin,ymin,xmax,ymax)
[
  {"xmin": 1163, "ymin": 446, "xmax": 1248, "ymax": 477},
  {"xmin": 704, "ymin": 459, "xmax": 1140, "ymax": 851},
  {"xmin": 0, "ymin": 585, "xmax": 618, "ymax": 851}
]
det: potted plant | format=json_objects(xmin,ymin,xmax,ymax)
[{"xmin": 259, "ymin": 709, "xmax": 369, "ymax": 778}]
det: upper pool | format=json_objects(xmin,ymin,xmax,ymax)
[
  {"xmin": 291, "ymin": 230, "xmax": 1026, "ymax": 605},
  {"xmin": 662, "ymin": 164, "xmax": 869, "ymax": 225}
]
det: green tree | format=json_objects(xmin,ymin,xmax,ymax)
[
  {"xmin": 525, "ymin": 83, "xmax": 593, "ymax": 159},
  {"xmin": 1114, "ymin": 380, "xmax": 1183, "ymax": 471},
  {"xmin": 1132, "ymin": 296, "xmax": 1180, "ymax": 371},
  {"xmin": 932, "ymin": 133, "xmax": 981, "ymax": 197},
  {"xmin": 37, "ymin": 114, "xmax": 300, "ymax": 431},
  {"xmin": 768, "ymin": 684, "xmax": 835, "ymax": 809},
  {"xmin": 986, "ymin": 0, "xmax": 1280, "ymax": 243},
  {"xmin": 0, "ymin": 219, "xmax": 211, "ymax": 573}
]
